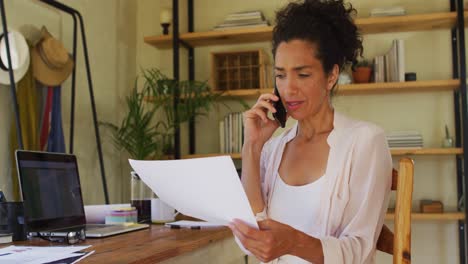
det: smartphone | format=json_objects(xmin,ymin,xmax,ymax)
[{"xmin": 272, "ymin": 85, "xmax": 287, "ymax": 128}]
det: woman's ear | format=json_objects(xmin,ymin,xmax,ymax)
[{"xmin": 327, "ymin": 64, "xmax": 339, "ymax": 91}]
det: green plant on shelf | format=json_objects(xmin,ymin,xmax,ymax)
[
  {"xmin": 102, "ymin": 68, "xmax": 247, "ymax": 159},
  {"xmin": 355, "ymin": 59, "xmax": 371, "ymax": 68}
]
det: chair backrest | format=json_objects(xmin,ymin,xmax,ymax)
[{"xmin": 376, "ymin": 158, "xmax": 414, "ymax": 264}]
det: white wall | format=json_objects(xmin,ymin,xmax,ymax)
[
  {"xmin": 0, "ymin": 0, "xmax": 137, "ymax": 204},
  {"xmin": 136, "ymin": 0, "xmax": 462, "ymax": 263}
]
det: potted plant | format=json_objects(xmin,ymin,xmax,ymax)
[
  {"xmin": 101, "ymin": 76, "xmax": 166, "ymax": 223},
  {"xmin": 104, "ymin": 68, "xmax": 222, "ymax": 158},
  {"xmin": 352, "ymin": 59, "xmax": 372, "ymax": 83}
]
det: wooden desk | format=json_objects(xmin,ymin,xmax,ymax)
[{"xmin": 9, "ymin": 225, "xmax": 248, "ymax": 263}]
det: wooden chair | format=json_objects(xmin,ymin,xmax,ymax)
[{"xmin": 376, "ymin": 158, "xmax": 414, "ymax": 264}]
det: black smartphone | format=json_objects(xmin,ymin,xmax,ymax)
[{"xmin": 272, "ymin": 85, "xmax": 287, "ymax": 128}]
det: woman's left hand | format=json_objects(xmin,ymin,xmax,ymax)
[{"xmin": 229, "ymin": 219, "xmax": 297, "ymax": 262}]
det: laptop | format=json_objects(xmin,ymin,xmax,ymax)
[{"xmin": 15, "ymin": 150, "xmax": 149, "ymax": 238}]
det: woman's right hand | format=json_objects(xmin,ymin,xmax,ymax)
[{"xmin": 243, "ymin": 93, "xmax": 280, "ymax": 147}]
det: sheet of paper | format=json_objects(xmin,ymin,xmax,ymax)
[
  {"xmin": 0, "ymin": 245, "xmax": 90, "ymax": 264},
  {"xmin": 129, "ymin": 156, "xmax": 258, "ymax": 229}
]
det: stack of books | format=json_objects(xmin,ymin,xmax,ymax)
[
  {"xmin": 219, "ymin": 112, "xmax": 244, "ymax": 153},
  {"xmin": 374, "ymin": 39, "xmax": 405, "ymax": 83},
  {"xmin": 386, "ymin": 131, "xmax": 423, "ymax": 149},
  {"xmin": 214, "ymin": 10, "xmax": 269, "ymax": 31}
]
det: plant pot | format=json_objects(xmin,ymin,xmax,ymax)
[{"xmin": 352, "ymin": 67, "xmax": 372, "ymax": 83}]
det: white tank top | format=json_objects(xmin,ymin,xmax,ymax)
[{"xmin": 267, "ymin": 172, "xmax": 325, "ymax": 264}]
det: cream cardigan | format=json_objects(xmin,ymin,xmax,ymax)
[{"xmin": 252, "ymin": 111, "xmax": 392, "ymax": 263}]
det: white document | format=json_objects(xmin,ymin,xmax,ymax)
[
  {"xmin": 0, "ymin": 245, "xmax": 90, "ymax": 264},
  {"xmin": 129, "ymin": 156, "xmax": 258, "ymax": 229}
]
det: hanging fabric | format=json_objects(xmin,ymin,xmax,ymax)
[
  {"xmin": 46, "ymin": 86, "xmax": 65, "ymax": 153},
  {"xmin": 39, "ymin": 86, "xmax": 53, "ymax": 150},
  {"xmin": 8, "ymin": 42, "xmax": 38, "ymax": 201}
]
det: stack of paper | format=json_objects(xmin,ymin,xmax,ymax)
[
  {"xmin": 386, "ymin": 131, "xmax": 423, "ymax": 148},
  {"xmin": 0, "ymin": 233, "xmax": 12, "ymax": 244}
]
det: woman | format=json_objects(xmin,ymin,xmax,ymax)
[{"xmin": 228, "ymin": 1, "xmax": 392, "ymax": 263}]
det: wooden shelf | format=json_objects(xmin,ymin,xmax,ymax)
[
  {"xmin": 145, "ymin": 26, "xmax": 273, "ymax": 48},
  {"xmin": 214, "ymin": 79, "xmax": 460, "ymax": 99},
  {"xmin": 385, "ymin": 212, "xmax": 464, "ymax": 221},
  {"xmin": 390, "ymin": 148, "xmax": 462, "ymax": 155},
  {"xmin": 144, "ymin": 12, "xmax": 468, "ymax": 48},
  {"xmin": 357, "ymin": 12, "xmax": 463, "ymax": 34},
  {"xmin": 182, "ymin": 148, "xmax": 462, "ymax": 159},
  {"xmin": 338, "ymin": 79, "xmax": 459, "ymax": 95}
]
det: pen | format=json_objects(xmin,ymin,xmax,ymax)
[
  {"xmin": 71, "ymin": 250, "xmax": 95, "ymax": 264},
  {"xmin": 169, "ymin": 225, "xmax": 201, "ymax": 230}
]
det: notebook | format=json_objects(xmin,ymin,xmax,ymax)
[{"xmin": 15, "ymin": 150, "xmax": 148, "ymax": 238}]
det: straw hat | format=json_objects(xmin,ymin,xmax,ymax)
[
  {"xmin": 32, "ymin": 27, "xmax": 73, "ymax": 86},
  {"xmin": 0, "ymin": 30, "xmax": 30, "ymax": 85}
]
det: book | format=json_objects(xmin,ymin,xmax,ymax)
[
  {"xmin": 219, "ymin": 120, "xmax": 225, "ymax": 153},
  {"xmin": 214, "ymin": 23, "xmax": 270, "ymax": 31},
  {"xmin": 226, "ymin": 10, "xmax": 263, "ymax": 18},
  {"xmin": 380, "ymin": 39, "xmax": 405, "ymax": 83},
  {"xmin": 215, "ymin": 10, "xmax": 269, "ymax": 31},
  {"xmin": 370, "ymin": 6, "xmax": 406, "ymax": 17},
  {"xmin": 396, "ymin": 39, "xmax": 405, "ymax": 82}
]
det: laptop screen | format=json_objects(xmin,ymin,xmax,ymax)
[{"xmin": 16, "ymin": 151, "xmax": 86, "ymax": 232}]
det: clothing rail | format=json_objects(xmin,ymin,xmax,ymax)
[
  {"xmin": 0, "ymin": 0, "xmax": 23, "ymax": 150},
  {"xmin": 0, "ymin": 0, "xmax": 109, "ymax": 204}
]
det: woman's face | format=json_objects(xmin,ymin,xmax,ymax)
[{"xmin": 274, "ymin": 39, "xmax": 338, "ymax": 121}]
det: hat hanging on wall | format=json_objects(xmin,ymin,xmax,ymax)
[
  {"xmin": 0, "ymin": 30, "xmax": 30, "ymax": 85},
  {"xmin": 32, "ymin": 27, "xmax": 73, "ymax": 86}
]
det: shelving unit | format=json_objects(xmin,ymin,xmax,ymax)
[
  {"xmin": 144, "ymin": 11, "xmax": 468, "ymax": 48},
  {"xmin": 146, "ymin": 2, "xmax": 468, "ymax": 262},
  {"xmin": 144, "ymin": 79, "xmax": 460, "ymax": 101},
  {"xmin": 218, "ymin": 79, "xmax": 459, "ymax": 98}
]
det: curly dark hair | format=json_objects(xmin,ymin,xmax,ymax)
[{"xmin": 272, "ymin": 0, "xmax": 363, "ymax": 91}]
